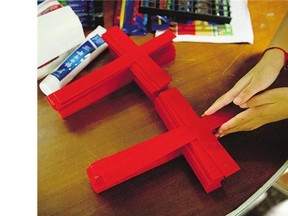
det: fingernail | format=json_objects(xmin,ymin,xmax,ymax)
[
  {"xmin": 215, "ymin": 133, "xmax": 225, "ymax": 138},
  {"xmin": 201, "ymin": 113, "xmax": 206, "ymax": 117},
  {"xmin": 215, "ymin": 130, "xmax": 223, "ymax": 138},
  {"xmin": 239, "ymin": 103, "xmax": 247, "ymax": 108},
  {"xmin": 233, "ymin": 97, "xmax": 242, "ymax": 105}
]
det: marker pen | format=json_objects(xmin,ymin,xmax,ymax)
[{"xmin": 39, "ymin": 25, "xmax": 108, "ymax": 96}]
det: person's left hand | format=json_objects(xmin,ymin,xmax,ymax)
[{"xmin": 215, "ymin": 87, "xmax": 288, "ymax": 137}]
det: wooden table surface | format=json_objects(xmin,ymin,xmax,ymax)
[{"xmin": 38, "ymin": 1, "xmax": 288, "ymax": 215}]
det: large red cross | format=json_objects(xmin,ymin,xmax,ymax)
[{"xmin": 46, "ymin": 26, "xmax": 240, "ymax": 193}]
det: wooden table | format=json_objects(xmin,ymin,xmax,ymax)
[{"xmin": 38, "ymin": 1, "xmax": 288, "ymax": 215}]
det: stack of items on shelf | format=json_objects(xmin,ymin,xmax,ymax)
[
  {"xmin": 113, "ymin": 0, "xmax": 232, "ymax": 36},
  {"xmin": 37, "ymin": 0, "xmax": 253, "ymax": 43},
  {"xmin": 138, "ymin": 0, "xmax": 232, "ymax": 24},
  {"xmin": 113, "ymin": 0, "xmax": 149, "ymax": 35},
  {"xmin": 37, "ymin": 0, "xmax": 103, "ymax": 28},
  {"xmin": 113, "ymin": 0, "xmax": 253, "ymax": 44}
]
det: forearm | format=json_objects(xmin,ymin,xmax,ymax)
[
  {"xmin": 204, "ymin": 13, "xmax": 288, "ymax": 116},
  {"xmin": 263, "ymin": 13, "xmax": 288, "ymax": 72},
  {"xmin": 269, "ymin": 12, "xmax": 288, "ymax": 50}
]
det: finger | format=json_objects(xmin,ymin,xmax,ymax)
[
  {"xmin": 232, "ymin": 78, "xmax": 261, "ymax": 105},
  {"xmin": 233, "ymin": 72, "xmax": 276, "ymax": 106},
  {"xmin": 240, "ymin": 91, "xmax": 275, "ymax": 108},
  {"xmin": 204, "ymin": 74, "xmax": 253, "ymax": 115},
  {"xmin": 204, "ymin": 87, "xmax": 243, "ymax": 116},
  {"xmin": 216, "ymin": 110, "xmax": 253, "ymax": 136},
  {"xmin": 204, "ymin": 95, "xmax": 232, "ymax": 116}
]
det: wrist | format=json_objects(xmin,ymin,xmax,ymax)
[{"xmin": 262, "ymin": 47, "xmax": 288, "ymax": 71}]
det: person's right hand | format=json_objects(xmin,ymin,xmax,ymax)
[
  {"xmin": 203, "ymin": 49, "xmax": 284, "ymax": 116},
  {"xmin": 214, "ymin": 87, "xmax": 288, "ymax": 137}
]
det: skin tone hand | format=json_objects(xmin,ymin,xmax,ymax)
[
  {"xmin": 203, "ymin": 50, "xmax": 287, "ymax": 137},
  {"xmin": 204, "ymin": 50, "xmax": 284, "ymax": 115},
  {"xmin": 203, "ymin": 51, "xmax": 285, "ymax": 137},
  {"xmin": 214, "ymin": 87, "xmax": 288, "ymax": 137},
  {"xmin": 203, "ymin": 13, "xmax": 288, "ymax": 137}
]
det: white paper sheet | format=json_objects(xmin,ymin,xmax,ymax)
[{"xmin": 37, "ymin": 6, "xmax": 85, "ymax": 68}]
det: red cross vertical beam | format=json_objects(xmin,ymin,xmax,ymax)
[
  {"xmin": 46, "ymin": 27, "xmax": 176, "ymax": 118},
  {"xmin": 155, "ymin": 88, "xmax": 240, "ymax": 192},
  {"xmin": 87, "ymin": 88, "xmax": 240, "ymax": 193}
]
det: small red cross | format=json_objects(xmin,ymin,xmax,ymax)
[
  {"xmin": 47, "ymin": 26, "xmax": 175, "ymax": 118},
  {"xmin": 87, "ymin": 88, "xmax": 240, "ymax": 193}
]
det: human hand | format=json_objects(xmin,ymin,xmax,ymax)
[
  {"xmin": 215, "ymin": 87, "xmax": 288, "ymax": 137},
  {"xmin": 204, "ymin": 51, "xmax": 284, "ymax": 116}
]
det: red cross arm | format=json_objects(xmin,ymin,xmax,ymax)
[
  {"xmin": 47, "ymin": 56, "xmax": 132, "ymax": 118},
  {"xmin": 87, "ymin": 127, "xmax": 196, "ymax": 193}
]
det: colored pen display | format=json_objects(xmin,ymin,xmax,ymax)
[{"xmin": 139, "ymin": 0, "xmax": 231, "ymax": 24}]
